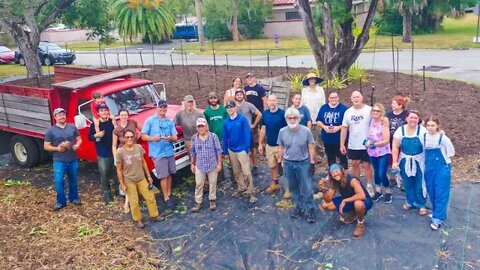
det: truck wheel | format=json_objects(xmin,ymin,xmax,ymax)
[{"xmin": 10, "ymin": 135, "xmax": 40, "ymax": 167}]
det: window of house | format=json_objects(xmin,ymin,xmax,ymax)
[{"xmin": 285, "ymin": 11, "xmax": 301, "ymax": 21}]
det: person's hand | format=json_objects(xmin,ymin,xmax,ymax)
[
  {"xmin": 72, "ymin": 144, "xmax": 80, "ymax": 151},
  {"xmin": 250, "ymin": 124, "xmax": 255, "ymax": 129},
  {"xmin": 340, "ymin": 145, "xmax": 347, "ymax": 155},
  {"xmin": 309, "ymin": 163, "xmax": 315, "ymax": 177},
  {"xmin": 318, "ymin": 178, "xmax": 327, "ymax": 190},
  {"xmin": 57, "ymin": 145, "xmax": 66, "ymax": 152},
  {"xmin": 322, "ymin": 126, "xmax": 331, "ymax": 133},
  {"xmin": 153, "ymin": 135, "xmax": 161, "ymax": 141},
  {"xmin": 120, "ymin": 183, "xmax": 127, "ymax": 193},
  {"xmin": 147, "ymin": 176, "xmax": 153, "ymax": 185},
  {"xmin": 95, "ymin": 130, "xmax": 105, "ymax": 138},
  {"xmin": 332, "ymin": 126, "xmax": 341, "ymax": 133},
  {"xmin": 392, "ymin": 161, "xmax": 399, "ymax": 171},
  {"xmin": 216, "ymin": 164, "xmax": 222, "ymax": 173},
  {"xmin": 190, "ymin": 164, "xmax": 196, "ymax": 174},
  {"xmin": 339, "ymin": 200, "xmax": 346, "ymax": 215},
  {"xmin": 258, "ymin": 144, "xmax": 264, "ymax": 154}
]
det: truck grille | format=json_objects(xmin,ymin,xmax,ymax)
[{"xmin": 174, "ymin": 139, "xmax": 187, "ymax": 155}]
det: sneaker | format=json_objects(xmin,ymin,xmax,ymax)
[
  {"xmin": 70, "ymin": 199, "xmax": 82, "ymax": 206},
  {"xmin": 291, "ymin": 208, "xmax": 304, "ymax": 219},
  {"xmin": 384, "ymin": 193, "xmax": 392, "ymax": 204},
  {"xmin": 283, "ymin": 188, "xmax": 292, "ymax": 200},
  {"xmin": 306, "ymin": 211, "xmax": 316, "ymax": 223},
  {"xmin": 191, "ymin": 203, "xmax": 202, "ymax": 213},
  {"xmin": 135, "ymin": 220, "xmax": 145, "ymax": 229},
  {"xmin": 232, "ymin": 190, "xmax": 245, "ymax": 198},
  {"xmin": 266, "ymin": 182, "xmax": 281, "ymax": 194},
  {"xmin": 53, "ymin": 203, "xmax": 66, "ymax": 211},
  {"xmin": 165, "ymin": 199, "xmax": 175, "ymax": 209},
  {"xmin": 366, "ymin": 185, "xmax": 375, "ymax": 197},
  {"xmin": 428, "ymin": 214, "xmax": 433, "ymax": 219},
  {"xmin": 209, "ymin": 200, "xmax": 216, "ymax": 211},
  {"xmin": 150, "ymin": 215, "xmax": 166, "ymax": 222},
  {"xmin": 249, "ymin": 195, "xmax": 258, "ymax": 203},
  {"xmin": 430, "ymin": 222, "xmax": 441, "ymax": 231},
  {"xmin": 353, "ymin": 222, "xmax": 366, "ymax": 238},
  {"xmin": 372, "ymin": 192, "xmax": 383, "ymax": 202}
]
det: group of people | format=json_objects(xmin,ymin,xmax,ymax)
[{"xmin": 44, "ymin": 71, "xmax": 455, "ymax": 236}]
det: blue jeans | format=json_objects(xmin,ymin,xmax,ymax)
[
  {"xmin": 53, "ymin": 159, "xmax": 79, "ymax": 205},
  {"xmin": 284, "ymin": 159, "xmax": 315, "ymax": 212},
  {"xmin": 370, "ymin": 154, "xmax": 391, "ymax": 188},
  {"xmin": 400, "ymin": 159, "xmax": 426, "ymax": 208},
  {"xmin": 97, "ymin": 156, "xmax": 118, "ymax": 200}
]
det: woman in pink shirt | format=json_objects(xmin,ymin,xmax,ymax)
[{"xmin": 365, "ymin": 103, "xmax": 392, "ymax": 203}]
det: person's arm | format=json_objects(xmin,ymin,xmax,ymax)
[
  {"xmin": 142, "ymin": 154, "xmax": 154, "ymax": 184},
  {"xmin": 278, "ymin": 145, "xmax": 284, "ymax": 167},
  {"xmin": 243, "ymin": 118, "xmax": 251, "ymax": 152},
  {"xmin": 307, "ymin": 120, "xmax": 312, "ymax": 129},
  {"xmin": 190, "ymin": 137, "xmax": 197, "ymax": 173},
  {"xmin": 116, "ymin": 158, "xmax": 126, "ymax": 193},
  {"xmin": 112, "ymin": 132, "xmax": 119, "ymax": 156},
  {"xmin": 252, "ymin": 109, "xmax": 262, "ymax": 128},
  {"xmin": 308, "ymin": 143, "xmax": 316, "ymax": 164},
  {"xmin": 319, "ymin": 179, "xmax": 336, "ymax": 203},
  {"xmin": 168, "ymin": 121, "xmax": 178, "ymax": 142},
  {"xmin": 374, "ymin": 117, "xmax": 391, "ymax": 147},
  {"xmin": 343, "ymin": 178, "xmax": 367, "ymax": 203},
  {"xmin": 223, "ymin": 90, "xmax": 230, "ymax": 106},
  {"xmin": 443, "ymin": 136, "xmax": 455, "ymax": 158},
  {"xmin": 340, "ymin": 126, "xmax": 348, "ymax": 154},
  {"xmin": 72, "ymin": 135, "xmax": 82, "ymax": 151},
  {"xmin": 262, "ymin": 96, "xmax": 267, "ymax": 110},
  {"xmin": 44, "ymin": 141, "xmax": 64, "ymax": 152},
  {"xmin": 258, "ymin": 125, "xmax": 266, "ymax": 154},
  {"xmin": 391, "ymin": 137, "xmax": 401, "ymax": 170},
  {"xmin": 213, "ymin": 134, "xmax": 223, "ymax": 172}
]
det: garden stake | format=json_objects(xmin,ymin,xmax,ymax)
[
  {"xmin": 391, "ymin": 35, "xmax": 395, "ymax": 85},
  {"xmin": 123, "ymin": 37, "xmax": 129, "ymax": 67},
  {"xmin": 370, "ymin": 86, "xmax": 375, "ymax": 106},
  {"xmin": 170, "ymin": 54, "xmax": 174, "ymax": 69},
  {"xmin": 423, "ymin": 65, "xmax": 426, "ymax": 92}
]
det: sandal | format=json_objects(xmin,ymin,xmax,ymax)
[
  {"xmin": 402, "ymin": 204, "xmax": 412, "ymax": 211},
  {"xmin": 419, "ymin": 208, "xmax": 427, "ymax": 216}
]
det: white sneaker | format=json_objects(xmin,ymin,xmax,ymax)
[{"xmin": 366, "ymin": 184, "xmax": 375, "ymax": 197}]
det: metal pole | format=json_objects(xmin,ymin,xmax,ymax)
[
  {"xmin": 372, "ymin": 34, "xmax": 377, "ymax": 70},
  {"xmin": 117, "ymin": 53, "xmax": 120, "ymax": 68},
  {"xmin": 423, "ymin": 65, "xmax": 426, "ymax": 92},
  {"xmin": 391, "ymin": 35, "xmax": 395, "ymax": 85},
  {"xmin": 123, "ymin": 37, "xmax": 129, "ymax": 67},
  {"xmin": 370, "ymin": 86, "xmax": 375, "ymax": 106},
  {"xmin": 249, "ymin": 39, "xmax": 252, "ymax": 71},
  {"xmin": 170, "ymin": 54, "xmax": 174, "ymax": 69},
  {"xmin": 196, "ymin": 72, "xmax": 201, "ymax": 92},
  {"xmin": 98, "ymin": 42, "xmax": 102, "ymax": 68},
  {"xmin": 139, "ymin": 50, "xmax": 144, "ymax": 67},
  {"xmin": 180, "ymin": 40, "xmax": 185, "ymax": 68},
  {"xmin": 103, "ymin": 49, "xmax": 108, "ymax": 68},
  {"xmin": 151, "ymin": 43, "xmax": 156, "ymax": 67},
  {"xmin": 476, "ymin": 4, "xmax": 480, "ymax": 43},
  {"xmin": 267, "ymin": 50, "xmax": 271, "ymax": 77},
  {"xmin": 225, "ymin": 54, "xmax": 229, "ymax": 70},
  {"xmin": 285, "ymin": 56, "xmax": 289, "ymax": 74},
  {"xmin": 396, "ymin": 47, "xmax": 399, "ymax": 89},
  {"xmin": 359, "ymin": 75, "xmax": 363, "ymax": 93},
  {"xmin": 411, "ymin": 41, "xmax": 414, "ymax": 94}
]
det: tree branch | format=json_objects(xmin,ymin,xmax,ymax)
[
  {"xmin": 34, "ymin": 0, "xmax": 50, "ymax": 17},
  {"xmin": 297, "ymin": 0, "xmax": 325, "ymax": 68},
  {"xmin": 354, "ymin": 0, "xmax": 379, "ymax": 52},
  {"xmin": 38, "ymin": 0, "xmax": 76, "ymax": 32}
]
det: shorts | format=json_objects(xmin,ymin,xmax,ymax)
[
  {"xmin": 250, "ymin": 128, "xmax": 259, "ymax": 148},
  {"xmin": 332, "ymin": 196, "xmax": 373, "ymax": 214},
  {"xmin": 266, "ymin": 145, "xmax": 281, "ymax": 168},
  {"xmin": 154, "ymin": 156, "xmax": 176, "ymax": 179},
  {"xmin": 347, "ymin": 149, "xmax": 371, "ymax": 163}
]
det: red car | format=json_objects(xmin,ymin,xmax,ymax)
[{"xmin": 0, "ymin": 46, "xmax": 15, "ymax": 63}]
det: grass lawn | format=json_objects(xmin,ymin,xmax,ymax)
[
  {"xmin": 0, "ymin": 64, "xmax": 53, "ymax": 78},
  {"xmin": 66, "ymin": 41, "xmax": 143, "ymax": 51},
  {"xmin": 182, "ymin": 14, "xmax": 480, "ymax": 55}
]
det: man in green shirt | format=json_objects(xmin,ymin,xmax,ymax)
[{"xmin": 203, "ymin": 91, "xmax": 230, "ymax": 181}]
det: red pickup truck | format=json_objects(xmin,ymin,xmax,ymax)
[{"xmin": 0, "ymin": 66, "xmax": 189, "ymax": 175}]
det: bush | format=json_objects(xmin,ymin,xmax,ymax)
[
  {"xmin": 286, "ymin": 74, "xmax": 305, "ymax": 93},
  {"xmin": 374, "ymin": 8, "xmax": 403, "ymax": 35}
]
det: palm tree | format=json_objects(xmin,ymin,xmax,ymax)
[
  {"xmin": 194, "ymin": 0, "xmax": 205, "ymax": 51},
  {"xmin": 114, "ymin": 0, "xmax": 176, "ymax": 43}
]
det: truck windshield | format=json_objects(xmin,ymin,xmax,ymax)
[{"xmin": 102, "ymin": 84, "xmax": 158, "ymax": 116}]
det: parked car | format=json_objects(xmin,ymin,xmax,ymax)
[
  {"xmin": 14, "ymin": 41, "xmax": 76, "ymax": 66},
  {"xmin": 0, "ymin": 46, "xmax": 15, "ymax": 64}
]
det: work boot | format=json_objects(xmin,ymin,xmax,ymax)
[
  {"xmin": 150, "ymin": 215, "xmax": 166, "ymax": 222},
  {"xmin": 209, "ymin": 200, "xmax": 216, "ymax": 211},
  {"xmin": 249, "ymin": 195, "xmax": 258, "ymax": 203},
  {"xmin": 353, "ymin": 222, "xmax": 366, "ymax": 238},
  {"xmin": 135, "ymin": 220, "xmax": 145, "ymax": 229},
  {"xmin": 265, "ymin": 181, "xmax": 280, "ymax": 194},
  {"xmin": 283, "ymin": 188, "xmax": 292, "ymax": 200},
  {"xmin": 191, "ymin": 203, "xmax": 202, "ymax": 213}
]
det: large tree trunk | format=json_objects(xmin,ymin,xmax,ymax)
[
  {"xmin": 402, "ymin": 8, "xmax": 412, "ymax": 43},
  {"xmin": 298, "ymin": 0, "xmax": 379, "ymax": 78},
  {"xmin": 195, "ymin": 0, "xmax": 205, "ymax": 51},
  {"xmin": 232, "ymin": 0, "xmax": 240, "ymax": 43}
]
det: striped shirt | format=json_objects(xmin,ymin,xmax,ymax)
[{"xmin": 190, "ymin": 132, "xmax": 222, "ymax": 173}]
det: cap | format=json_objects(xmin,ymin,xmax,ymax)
[
  {"xmin": 183, "ymin": 95, "xmax": 194, "ymax": 102},
  {"xmin": 196, "ymin": 118, "xmax": 208, "ymax": 127},
  {"xmin": 53, "ymin": 108, "xmax": 66, "ymax": 115},
  {"xmin": 97, "ymin": 103, "xmax": 109, "ymax": 110},
  {"xmin": 246, "ymin": 72, "xmax": 255, "ymax": 78},
  {"xmin": 234, "ymin": 88, "xmax": 244, "ymax": 95},
  {"xmin": 207, "ymin": 91, "xmax": 218, "ymax": 98},
  {"xmin": 225, "ymin": 101, "xmax": 236, "ymax": 108},
  {"xmin": 157, "ymin": 100, "xmax": 168, "ymax": 107}
]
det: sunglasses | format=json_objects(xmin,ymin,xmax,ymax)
[
  {"xmin": 372, "ymin": 109, "xmax": 381, "ymax": 113},
  {"xmin": 124, "ymin": 136, "xmax": 134, "ymax": 139},
  {"xmin": 287, "ymin": 117, "xmax": 298, "ymax": 120}
]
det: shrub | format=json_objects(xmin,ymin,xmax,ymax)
[
  {"xmin": 287, "ymin": 74, "xmax": 305, "ymax": 93},
  {"xmin": 347, "ymin": 64, "xmax": 368, "ymax": 83}
]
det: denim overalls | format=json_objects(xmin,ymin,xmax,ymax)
[
  {"xmin": 424, "ymin": 133, "xmax": 451, "ymax": 225},
  {"xmin": 399, "ymin": 125, "xmax": 426, "ymax": 208}
]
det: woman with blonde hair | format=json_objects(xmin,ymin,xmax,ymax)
[
  {"xmin": 365, "ymin": 103, "xmax": 392, "ymax": 203},
  {"xmin": 423, "ymin": 116, "xmax": 455, "ymax": 230},
  {"xmin": 224, "ymin": 77, "xmax": 243, "ymax": 106}
]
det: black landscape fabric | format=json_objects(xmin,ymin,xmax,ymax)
[{"xmin": 149, "ymin": 165, "xmax": 480, "ymax": 269}]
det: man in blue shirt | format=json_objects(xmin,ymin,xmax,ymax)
[
  {"xmin": 258, "ymin": 95, "xmax": 289, "ymax": 198},
  {"xmin": 142, "ymin": 100, "xmax": 178, "ymax": 208},
  {"xmin": 88, "ymin": 104, "xmax": 117, "ymax": 204},
  {"xmin": 223, "ymin": 101, "xmax": 257, "ymax": 203}
]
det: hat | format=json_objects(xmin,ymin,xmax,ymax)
[
  {"xmin": 157, "ymin": 100, "xmax": 168, "ymax": 107},
  {"xmin": 97, "ymin": 103, "xmax": 109, "ymax": 110},
  {"xmin": 208, "ymin": 91, "xmax": 218, "ymax": 98},
  {"xmin": 53, "ymin": 108, "xmax": 66, "ymax": 115},
  {"xmin": 225, "ymin": 101, "xmax": 236, "ymax": 108},
  {"xmin": 302, "ymin": 73, "xmax": 323, "ymax": 86},
  {"xmin": 246, "ymin": 72, "xmax": 255, "ymax": 78},
  {"xmin": 183, "ymin": 95, "xmax": 194, "ymax": 102},
  {"xmin": 196, "ymin": 118, "xmax": 207, "ymax": 127},
  {"xmin": 329, "ymin": 163, "xmax": 342, "ymax": 173},
  {"xmin": 234, "ymin": 88, "xmax": 244, "ymax": 95}
]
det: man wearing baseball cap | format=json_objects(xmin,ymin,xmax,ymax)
[
  {"xmin": 44, "ymin": 108, "xmax": 82, "ymax": 210},
  {"xmin": 223, "ymin": 101, "xmax": 258, "ymax": 203},
  {"xmin": 174, "ymin": 95, "xmax": 204, "ymax": 157},
  {"xmin": 142, "ymin": 100, "xmax": 178, "ymax": 208},
  {"xmin": 88, "ymin": 103, "xmax": 118, "ymax": 204}
]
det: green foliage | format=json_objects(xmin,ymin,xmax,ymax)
[
  {"xmin": 3, "ymin": 180, "xmax": 31, "ymax": 187},
  {"xmin": 287, "ymin": 74, "xmax": 305, "ymax": 93},
  {"xmin": 374, "ymin": 7, "xmax": 403, "ymax": 35},
  {"xmin": 238, "ymin": 0, "xmax": 273, "ymax": 39},
  {"xmin": 28, "ymin": 227, "xmax": 48, "ymax": 236},
  {"xmin": 2, "ymin": 194, "xmax": 14, "ymax": 204},
  {"xmin": 203, "ymin": 0, "xmax": 232, "ymax": 39},
  {"xmin": 347, "ymin": 64, "xmax": 368, "ymax": 83},
  {"xmin": 77, "ymin": 224, "xmax": 103, "ymax": 238},
  {"xmin": 113, "ymin": 0, "xmax": 176, "ymax": 43},
  {"xmin": 320, "ymin": 76, "xmax": 348, "ymax": 89}
]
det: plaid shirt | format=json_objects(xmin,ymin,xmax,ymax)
[{"xmin": 190, "ymin": 132, "xmax": 222, "ymax": 173}]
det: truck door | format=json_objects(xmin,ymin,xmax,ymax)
[{"xmin": 73, "ymin": 98, "xmax": 97, "ymax": 162}]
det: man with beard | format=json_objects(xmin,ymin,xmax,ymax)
[
  {"xmin": 44, "ymin": 108, "xmax": 82, "ymax": 211},
  {"xmin": 88, "ymin": 104, "xmax": 117, "ymax": 204},
  {"xmin": 234, "ymin": 89, "xmax": 262, "ymax": 172},
  {"xmin": 340, "ymin": 91, "xmax": 374, "ymax": 197},
  {"xmin": 174, "ymin": 95, "xmax": 204, "ymax": 157},
  {"xmin": 277, "ymin": 107, "xmax": 316, "ymax": 223},
  {"xmin": 258, "ymin": 95, "xmax": 289, "ymax": 198}
]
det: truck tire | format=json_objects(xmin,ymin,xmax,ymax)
[{"xmin": 10, "ymin": 135, "xmax": 40, "ymax": 168}]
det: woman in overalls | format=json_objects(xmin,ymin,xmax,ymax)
[
  {"xmin": 424, "ymin": 116, "xmax": 455, "ymax": 230},
  {"xmin": 391, "ymin": 110, "xmax": 428, "ymax": 216}
]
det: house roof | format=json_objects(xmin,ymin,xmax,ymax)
[{"xmin": 273, "ymin": 0, "xmax": 295, "ymax": 5}]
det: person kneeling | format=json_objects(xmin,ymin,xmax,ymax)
[
  {"xmin": 116, "ymin": 129, "xmax": 165, "ymax": 229},
  {"xmin": 319, "ymin": 164, "xmax": 373, "ymax": 238}
]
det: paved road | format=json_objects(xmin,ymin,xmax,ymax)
[{"xmin": 74, "ymin": 47, "xmax": 480, "ymax": 84}]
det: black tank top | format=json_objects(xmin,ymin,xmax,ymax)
[{"xmin": 338, "ymin": 174, "xmax": 371, "ymax": 199}]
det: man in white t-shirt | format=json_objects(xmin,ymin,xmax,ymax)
[{"xmin": 340, "ymin": 91, "xmax": 374, "ymax": 196}]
